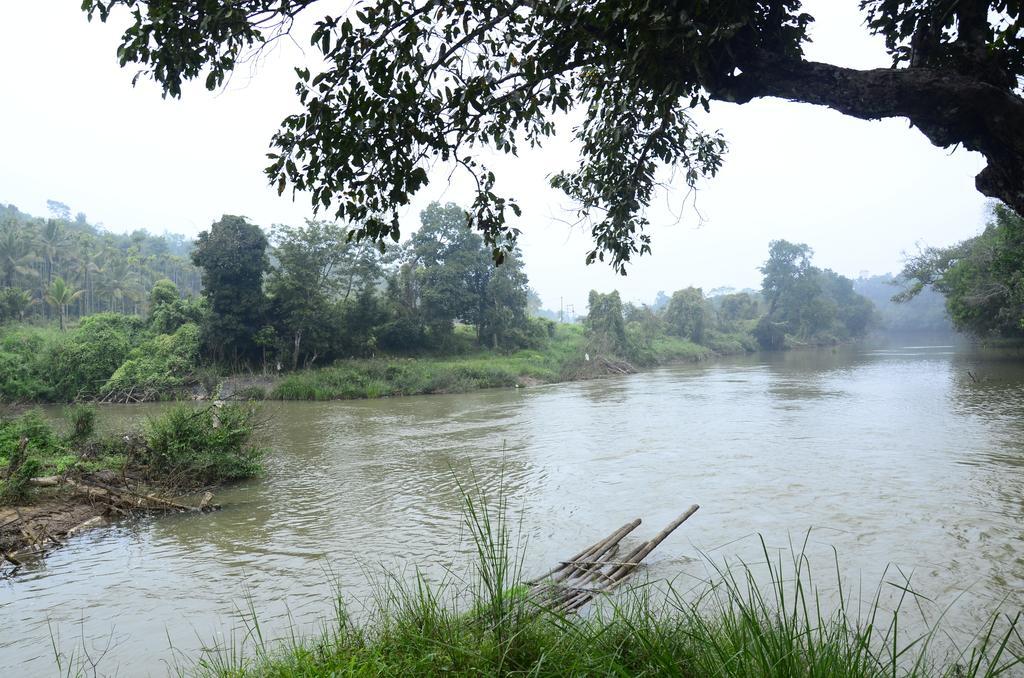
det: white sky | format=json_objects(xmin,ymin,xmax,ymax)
[{"xmin": 0, "ymin": 2, "xmax": 990, "ymax": 313}]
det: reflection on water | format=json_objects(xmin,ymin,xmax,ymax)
[{"xmin": 2, "ymin": 339, "xmax": 1024, "ymax": 675}]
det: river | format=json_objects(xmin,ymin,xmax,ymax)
[{"xmin": 2, "ymin": 339, "xmax": 1023, "ymax": 675}]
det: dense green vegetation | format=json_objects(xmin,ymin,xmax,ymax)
[
  {"xmin": 0, "ymin": 201, "xmax": 879, "ymax": 403},
  {"xmin": 0, "ymin": 201, "xmax": 201, "ymax": 325},
  {"xmin": 142, "ymin": 404, "xmax": 264, "ymax": 485},
  {"xmin": 580, "ymin": 240, "xmax": 876, "ymax": 369},
  {"xmin": 753, "ymin": 241, "xmax": 875, "ymax": 350},
  {"xmin": 898, "ymin": 204, "xmax": 1024, "ymax": 339},
  {"xmin": 193, "ymin": 203, "xmax": 548, "ymax": 369},
  {"xmin": 0, "ymin": 309, "xmax": 199, "ymax": 402},
  {"xmin": 0, "ymin": 403, "xmax": 264, "ymax": 504},
  {"xmin": 0, "ymin": 201, "xmax": 554, "ymax": 402}
]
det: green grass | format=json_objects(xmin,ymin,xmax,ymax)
[
  {"xmin": 175, "ymin": 489, "xmax": 1022, "ymax": 678},
  {"xmin": 269, "ymin": 324, "xmax": 743, "ymax": 401},
  {"xmin": 270, "ymin": 325, "xmax": 589, "ymax": 401},
  {"xmin": 649, "ymin": 335, "xmax": 716, "ymax": 362}
]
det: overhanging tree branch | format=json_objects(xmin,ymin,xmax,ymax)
[{"xmin": 709, "ymin": 50, "xmax": 1024, "ymax": 214}]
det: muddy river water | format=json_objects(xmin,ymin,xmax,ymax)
[{"xmin": 2, "ymin": 339, "xmax": 1023, "ymax": 675}]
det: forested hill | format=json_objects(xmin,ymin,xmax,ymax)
[
  {"xmin": 853, "ymin": 275, "xmax": 953, "ymax": 335},
  {"xmin": 0, "ymin": 202, "xmax": 201, "ymax": 322}
]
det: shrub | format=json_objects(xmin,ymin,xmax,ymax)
[
  {"xmin": 103, "ymin": 322, "xmax": 201, "ymax": 398},
  {"xmin": 0, "ymin": 410, "xmax": 63, "ymax": 464},
  {"xmin": 231, "ymin": 386, "xmax": 267, "ymax": 401},
  {"xmin": 143, "ymin": 403, "xmax": 264, "ymax": 485},
  {"xmin": 0, "ymin": 350, "xmax": 47, "ymax": 401},
  {"xmin": 0, "ymin": 411, "xmax": 60, "ymax": 505},
  {"xmin": 0, "ymin": 326, "xmax": 62, "ymax": 401},
  {"xmin": 63, "ymin": 404, "xmax": 97, "ymax": 443},
  {"xmin": 46, "ymin": 313, "xmax": 148, "ymax": 400},
  {"xmin": 0, "ymin": 456, "xmax": 40, "ymax": 505}
]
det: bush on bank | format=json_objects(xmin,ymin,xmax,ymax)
[
  {"xmin": 143, "ymin": 403, "xmax": 264, "ymax": 486},
  {"xmin": 102, "ymin": 322, "xmax": 201, "ymax": 399},
  {"xmin": 0, "ymin": 403, "xmax": 263, "ymax": 504}
]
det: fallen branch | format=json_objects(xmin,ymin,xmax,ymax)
[{"xmin": 28, "ymin": 476, "xmax": 62, "ymax": 487}]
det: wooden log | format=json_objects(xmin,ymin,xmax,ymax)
[
  {"xmin": 142, "ymin": 493, "xmax": 197, "ymax": 512},
  {"xmin": 612, "ymin": 505, "xmax": 699, "ymax": 579},
  {"xmin": 28, "ymin": 476, "xmax": 62, "ymax": 487},
  {"xmin": 64, "ymin": 478, "xmax": 113, "ymax": 500},
  {"xmin": 0, "ymin": 549, "xmax": 22, "ymax": 567},
  {"xmin": 64, "ymin": 516, "xmax": 104, "ymax": 538},
  {"xmin": 561, "ymin": 505, "xmax": 700, "ymax": 613}
]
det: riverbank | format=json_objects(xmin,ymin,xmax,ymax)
[
  {"xmin": 186, "ymin": 580, "xmax": 1021, "ymax": 678},
  {"xmin": 221, "ymin": 324, "xmax": 737, "ymax": 401},
  {"xmin": 0, "ymin": 404, "xmax": 263, "ymax": 564},
  {"xmin": 177, "ymin": 498, "xmax": 1022, "ymax": 678},
  {"xmin": 0, "ymin": 319, "xmax": 743, "ymax": 404}
]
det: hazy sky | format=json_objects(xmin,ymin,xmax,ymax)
[{"xmin": 0, "ymin": 2, "xmax": 991, "ymax": 313}]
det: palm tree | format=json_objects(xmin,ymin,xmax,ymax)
[
  {"xmin": 37, "ymin": 219, "xmax": 69, "ymax": 288},
  {"xmin": 0, "ymin": 223, "xmax": 38, "ymax": 288},
  {"xmin": 97, "ymin": 257, "xmax": 140, "ymax": 314},
  {"xmin": 44, "ymin": 277, "xmax": 83, "ymax": 331},
  {"xmin": 0, "ymin": 288, "xmax": 35, "ymax": 321},
  {"xmin": 72, "ymin": 240, "xmax": 102, "ymax": 316}
]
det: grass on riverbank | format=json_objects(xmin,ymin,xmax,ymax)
[
  {"xmin": 178, "ymin": 489, "xmax": 1022, "ymax": 678},
  {"xmin": 268, "ymin": 325, "xmax": 722, "ymax": 401},
  {"xmin": 270, "ymin": 325, "xmax": 587, "ymax": 400}
]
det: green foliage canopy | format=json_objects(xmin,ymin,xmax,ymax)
[
  {"xmin": 84, "ymin": 0, "xmax": 1024, "ymax": 269},
  {"xmin": 191, "ymin": 215, "xmax": 269, "ymax": 361},
  {"xmin": 0, "ymin": 202, "xmax": 202, "ymax": 322},
  {"xmin": 898, "ymin": 204, "xmax": 1024, "ymax": 338},
  {"xmin": 756, "ymin": 240, "xmax": 875, "ymax": 347},
  {"xmin": 664, "ymin": 288, "xmax": 709, "ymax": 344}
]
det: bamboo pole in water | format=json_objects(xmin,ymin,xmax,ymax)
[
  {"xmin": 529, "ymin": 505, "xmax": 699, "ymax": 614},
  {"xmin": 527, "ymin": 518, "xmax": 641, "ymax": 585}
]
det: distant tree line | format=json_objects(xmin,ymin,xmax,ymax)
[
  {"xmin": 0, "ymin": 201, "xmax": 547, "ymax": 400},
  {"xmin": 582, "ymin": 240, "xmax": 877, "ymax": 364},
  {"xmin": 0, "ymin": 201, "xmax": 201, "ymax": 325},
  {"xmin": 853, "ymin": 276, "xmax": 952, "ymax": 335},
  {"xmin": 189, "ymin": 202, "xmax": 545, "ymax": 368}
]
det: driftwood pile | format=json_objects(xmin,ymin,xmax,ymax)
[
  {"xmin": 0, "ymin": 474, "xmax": 218, "ymax": 570},
  {"xmin": 527, "ymin": 505, "xmax": 699, "ymax": 614}
]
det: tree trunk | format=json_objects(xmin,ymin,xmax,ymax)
[
  {"xmin": 292, "ymin": 330, "xmax": 302, "ymax": 371},
  {"xmin": 708, "ymin": 52, "xmax": 1024, "ymax": 214}
]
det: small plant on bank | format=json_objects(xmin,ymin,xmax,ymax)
[
  {"xmin": 143, "ymin": 403, "xmax": 265, "ymax": 486},
  {"xmin": 231, "ymin": 386, "xmax": 267, "ymax": 401},
  {"xmin": 0, "ymin": 410, "xmax": 63, "ymax": 463},
  {"xmin": 0, "ymin": 438, "xmax": 41, "ymax": 505},
  {"xmin": 63, "ymin": 404, "xmax": 97, "ymax": 444}
]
